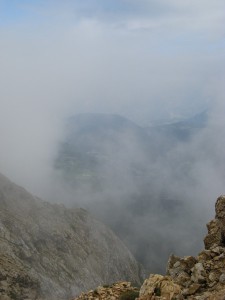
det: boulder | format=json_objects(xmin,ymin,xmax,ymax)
[
  {"xmin": 204, "ymin": 195, "xmax": 225, "ymax": 249},
  {"xmin": 73, "ymin": 282, "xmax": 139, "ymax": 300},
  {"xmin": 138, "ymin": 274, "xmax": 183, "ymax": 300}
]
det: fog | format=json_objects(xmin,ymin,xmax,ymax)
[{"xmin": 0, "ymin": 0, "xmax": 225, "ymax": 272}]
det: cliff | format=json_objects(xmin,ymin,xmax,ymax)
[{"xmin": 0, "ymin": 173, "xmax": 144, "ymax": 300}]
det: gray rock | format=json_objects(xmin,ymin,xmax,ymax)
[
  {"xmin": 0, "ymin": 173, "xmax": 144, "ymax": 300},
  {"xmin": 219, "ymin": 273, "xmax": 225, "ymax": 284},
  {"xmin": 191, "ymin": 263, "xmax": 206, "ymax": 284}
]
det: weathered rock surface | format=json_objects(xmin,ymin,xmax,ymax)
[
  {"xmin": 138, "ymin": 274, "xmax": 183, "ymax": 300},
  {"xmin": 0, "ymin": 173, "xmax": 144, "ymax": 300},
  {"xmin": 204, "ymin": 195, "xmax": 225, "ymax": 250},
  {"xmin": 73, "ymin": 281, "xmax": 139, "ymax": 300},
  {"xmin": 165, "ymin": 195, "xmax": 225, "ymax": 299}
]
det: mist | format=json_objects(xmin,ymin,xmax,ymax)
[{"xmin": 0, "ymin": 0, "xmax": 225, "ymax": 273}]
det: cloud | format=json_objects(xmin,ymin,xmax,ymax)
[
  {"xmin": 0, "ymin": 0, "xmax": 223, "ymax": 186},
  {"xmin": 0, "ymin": 0, "xmax": 224, "ymax": 272}
]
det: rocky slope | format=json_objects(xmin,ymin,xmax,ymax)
[
  {"xmin": 72, "ymin": 195, "xmax": 225, "ymax": 300},
  {"xmin": 0, "ymin": 173, "xmax": 144, "ymax": 300}
]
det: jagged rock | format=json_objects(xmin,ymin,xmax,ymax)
[
  {"xmin": 215, "ymin": 195, "xmax": 225, "ymax": 220},
  {"xmin": 166, "ymin": 255, "xmax": 196, "ymax": 287},
  {"xmin": 0, "ymin": 173, "xmax": 144, "ymax": 300},
  {"xmin": 165, "ymin": 195, "xmax": 225, "ymax": 298},
  {"xmin": 182, "ymin": 283, "xmax": 201, "ymax": 296},
  {"xmin": 219, "ymin": 273, "xmax": 225, "ymax": 284},
  {"xmin": 72, "ymin": 282, "xmax": 139, "ymax": 300},
  {"xmin": 190, "ymin": 263, "xmax": 206, "ymax": 284},
  {"xmin": 73, "ymin": 195, "xmax": 225, "ymax": 300},
  {"xmin": 138, "ymin": 274, "xmax": 183, "ymax": 300},
  {"xmin": 188, "ymin": 288, "xmax": 225, "ymax": 300},
  {"xmin": 204, "ymin": 195, "xmax": 225, "ymax": 249},
  {"xmin": 204, "ymin": 219, "xmax": 221, "ymax": 249}
]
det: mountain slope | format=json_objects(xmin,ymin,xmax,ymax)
[
  {"xmin": 146, "ymin": 109, "xmax": 208, "ymax": 144},
  {"xmin": 55, "ymin": 113, "xmax": 151, "ymax": 188},
  {"xmin": 0, "ymin": 173, "xmax": 144, "ymax": 300}
]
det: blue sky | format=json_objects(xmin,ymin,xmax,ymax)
[{"xmin": 0, "ymin": 1, "xmax": 26, "ymax": 25}]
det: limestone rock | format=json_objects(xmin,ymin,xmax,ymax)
[
  {"xmin": 215, "ymin": 195, "xmax": 225, "ymax": 220},
  {"xmin": 72, "ymin": 282, "xmax": 139, "ymax": 300},
  {"xmin": 204, "ymin": 195, "xmax": 225, "ymax": 249},
  {"xmin": 166, "ymin": 255, "xmax": 196, "ymax": 287},
  {"xmin": 204, "ymin": 219, "xmax": 221, "ymax": 249},
  {"xmin": 138, "ymin": 274, "xmax": 183, "ymax": 300},
  {"xmin": 0, "ymin": 173, "xmax": 144, "ymax": 300},
  {"xmin": 165, "ymin": 196, "xmax": 225, "ymax": 299},
  {"xmin": 72, "ymin": 195, "xmax": 225, "ymax": 300},
  {"xmin": 182, "ymin": 283, "xmax": 201, "ymax": 296},
  {"xmin": 190, "ymin": 263, "xmax": 206, "ymax": 284}
]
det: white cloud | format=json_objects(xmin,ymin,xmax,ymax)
[{"xmin": 0, "ymin": 0, "xmax": 224, "ymax": 189}]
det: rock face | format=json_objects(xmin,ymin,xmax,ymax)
[
  {"xmin": 73, "ymin": 282, "xmax": 139, "ymax": 300},
  {"xmin": 0, "ymin": 173, "xmax": 144, "ymax": 300},
  {"xmin": 165, "ymin": 196, "xmax": 225, "ymax": 298},
  {"xmin": 139, "ymin": 274, "xmax": 182, "ymax": 300},
  {"xmin": 204, "ymin": 195, "xmax": 225, "ymax": 249},
  {"xmin": 152, "ymin": 195, "xmax": 225, "ymax": 300}
]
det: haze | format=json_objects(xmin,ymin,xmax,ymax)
[{"xmin": 0, "ymin": 0, "xmax": 224, "ymax": 272}]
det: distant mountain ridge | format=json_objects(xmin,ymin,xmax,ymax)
[
  {"xmin": 56, "ymin": 113, "xmax": 151, "ymax": 187},
  {"xmin": 67, "ymin": 113, "xmax": 144, "ymax": 132},
  {"xmin": 147, "ymin": 110, "xmax": 208, "ymax": 141},
  {"xmin": 55, "ymin": 111, "xmax": 209, "ymax": 273}
]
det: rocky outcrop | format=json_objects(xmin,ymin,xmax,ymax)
[
  {"xmin": 72, "ymin": 195, "xmax": 225, "ymax": 300},
  {"xmin": 72, "ymin": 282, "xmax": 139, "ymax": 300},
  {"xmin": 138, "ymin": 274, "xmax": 182, "ymax": 300},
  {"xmin": 138, "ymin": 195, "xmax": 225, "ymax": 300},
  {"xmin": 204, "ymin": 195, "xmax": 225, "ymax": 249},
  {"xmin": 0, "ymin": 173, "xmax": 144, "ymax": 300}
]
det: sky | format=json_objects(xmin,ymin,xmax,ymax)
[
  {"xmin": 0, "ymin": 0, "xmax": 225, "ymax": 272},
  {"xmin": 0, "ymin": 0, "xmax": 224, "ymax": 123},
  {"xmin": 1, "ymin": 1, "xmax": 224, "ymax": 181}
]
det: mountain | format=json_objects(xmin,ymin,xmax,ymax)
[
  {"xmin": 56, "ymin": 111, "xmax": 208, "ymax": 185},
  {"xmin": 146, "ymin": 109, "xmax": 208, "ymax": 143},
  {"xmin": 54, "ymin": 112, "xmax": 209, "ymax": 273},
  {"xmin": 55, "ymin": 113, "xmax": 151, "ymax": 188},
  {"xmin": 0, "ymin": 173, "xmax": 144, "ymax": 300}
]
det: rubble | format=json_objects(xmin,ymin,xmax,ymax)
[
  {"xmin": 138, "ymin": 274, "xmax": 183, "ymax": 300},
  {"xmin": 72, "ymin": 282, "xmax": 139, "ymax": 300},
  {"xmin": 165, "ymin": 195, "xmax": 225, "ymax": 298}
]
